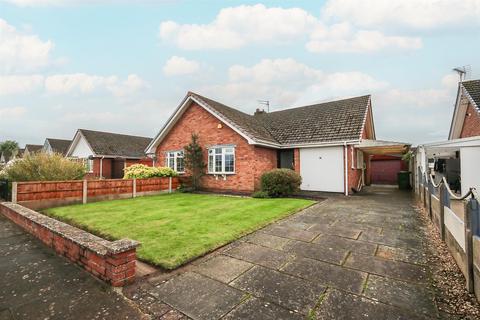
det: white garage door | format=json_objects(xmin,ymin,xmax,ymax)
[{"xmin": 300, "ymin": 146, "xmax": 344, "ymax": 192}]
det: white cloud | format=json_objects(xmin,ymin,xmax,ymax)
[
  {"xmin": 159, "ymin": 4, "xmax": 319, "ymax": 49},
  {"xmin": 44, "ymin": 73, "xmax": 148, "ymax": 96},
  {"xmin": 163, "ymin": 56, "xmax": 200, "ymax": 76},
  {"xmin": 0, "ymin": 106, "xmax": 26, "ymax": 117},
  {"xmin": 322, "ymin": 0, "xmax": 480, "ymax": 29},
  {"xmin": 158, "ymin": 4, "xmax": 422, "ymax": 53},
  {"xmin": 0, "ymin": 75, "xmax": 44, "ymax": 95},
  {"xmin": 0, "ymin": 19, "xmax": 54, "ymax": 73},
  {"xmin": 306, "ymin": 23, "xmax": 422, "ymax": 53},
  {"xmin": 200, "ymin": 58, "xmax": 386, "ymax": 108}
]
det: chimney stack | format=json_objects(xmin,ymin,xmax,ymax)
[{"xmin": 254, "ymin": 108, "xmax": 266, "ymax": 116}]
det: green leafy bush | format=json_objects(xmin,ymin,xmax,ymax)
[
  {"xmin": 3, "ymin": 152, "xmax": 86, "ymax": 181},
  {"xmin": 123, "ymin": 164, "xmax": 178, "ymax": 179},
  {"xmin": 260, "ymin": 168, "xmax": 302, "ymax": 197},
  {"xmin": 252, "ymin": 191, "xmax": 270, "ymax": 198}
]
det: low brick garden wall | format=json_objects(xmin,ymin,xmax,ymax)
[{"xmin": 0, "ymin": 202, "xmax": 139, "ymax": 286}]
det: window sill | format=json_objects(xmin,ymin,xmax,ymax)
[{"xmin": 207, "ymin": 173, "xmax": 235, "ymax": 175}]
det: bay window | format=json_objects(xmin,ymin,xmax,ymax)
[
  {"xmin": 165, "ymin": 150, "xmax": 184, "ymax": 173},
  {"xmin": 208, "ymin": 146, "xmax": 235, "ymax": 174}
]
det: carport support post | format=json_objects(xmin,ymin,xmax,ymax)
[
  {"xmin": 464, "ymin": 198, "xmax": 478, "ymax": 293},
  {"xmin": 11, "ymin": 182, "xmax": 17, "ymax": 204},
  {"xmin": 439, "ymin": 183, "xmax": 447, "ymax": 241},
  {"xmin": 82, "ymin": 180, "xmax": 87, "ymax": 204}
]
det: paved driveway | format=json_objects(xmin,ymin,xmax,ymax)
[
  {"xmin": 127, "ymin": 186, "xmax": 438, "ymax": 319},
  {"xmin": 0, "ymin": 215, "xmax": 144, "ymax": 320}
]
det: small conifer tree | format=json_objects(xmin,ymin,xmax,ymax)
[{"xmin": 184, "ymin": 133, "xmax": 205, "ymax": 190}]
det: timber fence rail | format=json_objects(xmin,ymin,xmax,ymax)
[
  {"xmin": 11, "ymin": 177, "xmax": 180, "ymax": 210},
  {"xmin": 415, "ymin": 168, "xmax": 480, "ymax": 301}
]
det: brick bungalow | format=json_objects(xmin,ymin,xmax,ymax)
[
  {"xmin": 449, "ymin": 79, "xmax": 480, "ymax": 139},
  {"xmin": 145, "ymin": 92, "xmax": 398, "ymax": 195},
  {"xmin": 66, "ymin": 129, "xmax": 153, "ymax": 179},
  {"xmin": 42, "ymin": 138, "xmax": 72, "ymax": 156}
]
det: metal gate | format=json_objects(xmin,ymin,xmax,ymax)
[{"xmin": 0, "ymin": 179, "xmax": 10, "ymax": 201}]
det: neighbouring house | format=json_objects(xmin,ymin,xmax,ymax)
[
  {"xmin": 416, "ymin": 79, "xmax": 480, "ymax": 195},
  {"xmin": 42, "ymin": 138, "xmax": 72, "ymax": 156},
  {"xmin": 146, "ymin": 92, "xmax": 409, "ymax": 194},
  {"xmin": 1, "ymin": 148, "xmax": 24, "ymax": 164},
  {"xmin": 449, "ymin": 79, "xmax": 480, "ymax": 139},
  {"xmin": 23, "ymin": 144, "xmax": 43, "ymax": 156},
  {"xmin": 66, "ymin": 129, "xmax": 153, "ymax": 179}
]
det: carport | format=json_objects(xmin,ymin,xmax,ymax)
[{"xmin": 355, "ymin": 140, "xmax": 411, "ymax": 187}]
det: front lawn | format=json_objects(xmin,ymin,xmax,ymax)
[{"xmin": 45, "ymin": 193, "xmax": 314, "ymax": 269}]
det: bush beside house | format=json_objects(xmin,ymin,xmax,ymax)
[
  {"xmin": 259, "ymin": 169, "xmax": 302, "ymax": 197},
  {"xmin": 123, "ymin": 164, "xmax": 177, "ymax": 179}
]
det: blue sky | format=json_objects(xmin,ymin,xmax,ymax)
[{"xmin": 1, "ymin": 0, "xmax": 479, "ymax": 146}]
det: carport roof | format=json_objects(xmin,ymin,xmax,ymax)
[{"xmin": 355, "ymin": 139, "xmax": 410, "ymax": 155}]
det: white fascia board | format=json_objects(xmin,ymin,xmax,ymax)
[{"xmin": 448, "ymin": 84, "xmax": 467, "ymax": 140}]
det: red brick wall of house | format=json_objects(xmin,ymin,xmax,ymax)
[
  {"xmin": 293, "ymin": 148, "xmax": 300, "ymax": 174},
  {"xmin": 155, "ymin": 102, "xmax": 259, "ymax": 193},
  {"xmin": 460, "ymin": 102, "xmax": 480, "ymax": 138},
  {"xmin": 253, "ymin": 146, "xmax": 278, "ymax": 190}
]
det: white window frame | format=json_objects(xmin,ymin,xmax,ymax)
[
  {"xmin": 165, "ymin": 150, "xmax": 185, "ymax": 173},
  {"xmin": 83, "ymin": 158, "xmax": 94, "ymax": 173},
  {"xmin": 208, "ymin": 145, "xmax": 235, "ymax": 175}
]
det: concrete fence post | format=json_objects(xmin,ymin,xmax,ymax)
[
  {"xmin": 132, "ymin": 178, "xmax": 137, "ymax": 198},
  {"xmin": 439, "ymin": 183, "xmax": 447, "ymax": 241},
  {"xmin": 82, "ymin": 180, "xmax": 87, "ymax": 204},
  {"xmin": 465, "ymin": 198, "xmax": 478, "ymax": 293},
  {"xmin": 11, "ymin": 182, "xmax": 17, "ymax": 204},
  {"xmin": 168, "ymin": 177, "xmax": 172, "ymax": 193}
]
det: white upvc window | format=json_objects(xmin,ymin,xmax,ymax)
[
  {"xmin": 165, "ymin": 150, "xmax": 185, "ymax": 173},
  {"xmin": 208, "ymin": 146, "xmax": 235, "ymax": 174}
]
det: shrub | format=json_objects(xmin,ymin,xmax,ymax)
[
  {"xmin": 252, "ymin": 191, "xmax": 270, "ymax": 198},
  {"xmin": 3, "ymin": 152, "xmax": 86, "ymax": 182},
  {"xmin": 123, "ymin": 164, "xmax": 178, "ymax": 179},
  {"xmin": 260, "ymin": 168, "xmax": 302, "ymax": 197}
]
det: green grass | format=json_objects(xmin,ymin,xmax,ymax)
[{"xmin": 45, "ymin": 193, "xmax": 314, "ymax": 269}]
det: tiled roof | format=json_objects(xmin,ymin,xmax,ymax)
[
  {"xmin": 190, "ymin": 92, "xmax": 370, "ymax": 145},
  {"xmin": 79, "ymin": 129, "xmax": 152, "ymax": 158},
  {"xmin": 25, "ymin": 144, "xmax": 43, "ymax": 153},
  {"xmin": 462, "ymin": 79, "xmax": 480, "ymax": 108},
  {"xmin": 46, "ymin": 138, "xmax": 72, "ymax": 156}
]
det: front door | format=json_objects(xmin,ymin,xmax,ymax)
[{"xmin": 112, "ymin": 159, "xmax": 126, "ymax": 179}]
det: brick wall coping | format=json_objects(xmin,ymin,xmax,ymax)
[{"xmin": 0, "ymin": 202, "xmax": 139, "ymax": 256}]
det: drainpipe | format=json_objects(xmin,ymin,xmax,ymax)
[
  {"xmin": 344, "ymin": 142, "xmax": 349, "ymax": 196},
  {"xmin": 99, "ymin": 156, "xmax": 104, "ymax": 179}
]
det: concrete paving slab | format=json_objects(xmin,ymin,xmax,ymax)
[
  {"xmin": 283, "ymin": 240, "xmax": 348, "ymax": 265},
  {"xmin": 243, "ymin": 232, "xmax": 291, "ymax": 250},
  {"xmin": 282, "ymin": 257, "xmax": 368, "ymax": 294},
  {"xmin": 230, "ymin": 266, "xmax": 326, "ymax": 314},
  {"xmin": 376, "ymin": 245, "xmax": 428, "ymax": 265},
  {"xmin": 261, "ymin": 225, "xmax": 319, "ymax": 242},
  {"xmin": 344, "ymin": 253, "xmax": 428, "ymax": 283},
  {"xmin": 195, "ymin": 255, "xmax": 253, "ymax": 283},
  {"xmin": 316, "ymin": 288, "xmax": 424, "ymax": 320},
  {"xmin": 150, "ymin": 272, "xmax": 245, "ymax": 320},
  {"xmin": 308, "ymin": 224, "xmax": 362, "ymax": 239},
  {"xmin": 224, "ymin": 242, "xmax": 291, "ymax": 269},
  {"xmin": 313, "ymin": 234, "xmax": 377, "ymax": 255},
  {"xmin": 364, "ymin": 274, "xmax": 437, "ymax": 316},
  {"xmin": 223, "ymin": 297, "xmax": 303, "ymax": 320}
]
